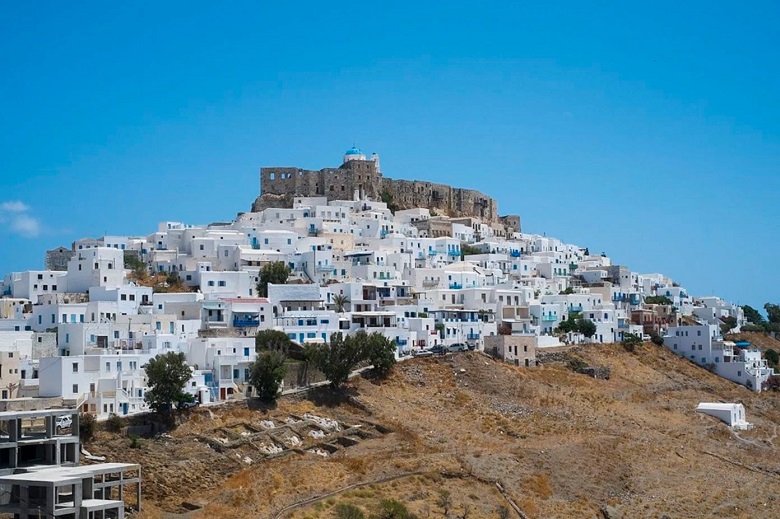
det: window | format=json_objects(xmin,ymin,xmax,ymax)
[
  {"xmin": 106, "ymin": 362, "xmax": 110, "ymax": 372},
  {"xmin": 121, "ymin": 294, "xmax": 127, "ymax": 301},
  {"xmin": 72, "ymin": 363, "xmax": 78, "ymax": 373},
  {"xmin": 72, "ymin": 384, "xmax": 79, "ymax": 394},
  {"xmin": 218, "ymin": 281, "xmax": 227, "ymax": 287},
  {"xmin": 7, "ymin": 353, "xmax": 12, "ymax": 358},
  {"xmin": 208, "ymin": 281, "xmax": 215, "ymax": 287}
]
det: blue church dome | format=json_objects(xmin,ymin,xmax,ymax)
[{"xmin": 345, "ymin": 146, "xmax": 362, "ymax": 155}]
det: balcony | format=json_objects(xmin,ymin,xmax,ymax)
[
  {"xmin": 569, "ymin": 305, "xmax": 583, "ymax": 312},
  {"xmin": 448, "ymin": 250, "xmax": 461, "ymax": 257},
  {"xmin": 428, "ymin": 250, "xmax": 438, "ymax": 256},
  {"xmin": 449, "ymin": 283, "xmax": 463, "ymax": 290},
  {"xmin": 542, "ymin": 314, "xmax": 557, "ymax": 322},
  {"xmin": 466, "ymin": 333, "xmax": 480, "ymax": 340},
  {"xmin": 510, "ymin": 250, "xmax": 521, "ymax": 258},
  {"xmin": 233, "ymin": 317, "xmax": 260, "ymax": 327},
  {"xmin": 395, "ymin": 339, "xmax": 408, "ymax": 346}
]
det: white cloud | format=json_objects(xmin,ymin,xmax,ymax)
[
  {"xmin": 10, "ymin": 214, "xmax": 41, "ymax": 237},
  {"xmin": 0, "ymin": 200, "xmax": 42, "ymax": 238},
  {"xmin": 0, "ymin": 200, "xmax": 29, "ymax": 213}
]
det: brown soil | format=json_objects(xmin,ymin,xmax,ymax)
[{"xmin": 88, "ymin": 343, "xmax": 780, "ymax": 519}]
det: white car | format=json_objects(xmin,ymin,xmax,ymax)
[{"xmin": 55, "ymin": 415, "xmax": 72, "ymax": 431}]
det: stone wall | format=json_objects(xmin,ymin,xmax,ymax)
[{"xmin": 256, "ymin": 158, "xmax": 518, "ymax": 229}]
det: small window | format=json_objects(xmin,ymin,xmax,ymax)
[
  {"xmin": 72, "ymin": 363, "xmax": 78, "ymax": 373},
  {"xmin": 72, "ymin": 384, "xmax": 79, "ymax": 394}
]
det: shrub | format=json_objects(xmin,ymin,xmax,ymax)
[
  {"xmin": 79, "ymin": 413, "xmax": 96, "ymax": 443},
  {"xmin": 335, "ymin": 503, "xmax": 366, "ymax": 519},
  {"xmin": 129, "ymin": 434, "xmax": 142, "ymax": 449},
  {"xmin": 650, "ymin": 334, "xmax": 664, "ymax": 346},
  {"xmin": 105, "ymin": 413, "xmax": 123, "ymax": 433},
  {"xmin": 567, "ymin": 357, "xmax": 588, "ymax": 373},
  {"xmin": 622, "ymin": 333, "xmax": 642, "ymax": 352},
  {"xmin": 372, "ymin": 499, "xmax": 418, "ymax": 519}
]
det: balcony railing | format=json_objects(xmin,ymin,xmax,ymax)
[
  {"xmin": 569, "ymin": 305, "xmax": 583, "ymax": 312},
  {"xmin": 448, "ymin": 250, "xmax": 461, "ymax": 256},
  {"xmin": 449, "ymin": 283, "xmax": 463, "ymax": 290},
  {"xmin": 233, "ymin": 318, "xmax": 260, "ymax": 327},
  {"xmin": 395, "ymin": 339, "xmax": 408, "ymax": 346},
  {"xmin": 428, "ymin": 250, "xmax": 438, "ymax": 256},
  {"xmin": 466, "ymin": 333, "xmax": 480, "ymax": 340},
  {"xmin": 542, "ymin": 314, "xmax": 557, "ymax": 322},
  {"xmin": 510, "ymin": 250, "xmax": 521, "ymax": 258}
]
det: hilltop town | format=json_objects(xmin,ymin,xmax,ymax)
[{"xmin": 0, "ymin": 147, "xmax": 774, "ymax": 424}]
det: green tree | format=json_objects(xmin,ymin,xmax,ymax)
[
  {"xmin": 577, "ymin": 318, "xmax": 597, "ymax": 339},
  {"xmin": 765, "ymin": 303, "xmax": 780, "ymax": 324},
  {"xmin": 742, "ymin": 305, "xmax": 765, "ymax": 325},
  {"xmin": 124, "ymin": 255, "xmax": 147, "ymax": 278},
  {"xmin": 460, "ymin": 244, "xmax": 481, "ymax": 257},
  {"xmin": 306, "ymin": 333, "xmax": 366, "ymax": 389},
  {"xmin": 720, "ymin": 316, "xmax": 738, "ymax": 335},
  {"xmin": 143, "ymin": 352, "xmax": 193, "ymax": 414},
  {"xmin": 249, "ymin": 350, "xmax": 288, "ymax": 403},
  {"xmin": 765, "ymin": 348, "xmax": 779, "ymax": 368},
  {"xmin": 255, "ymin": 329, "xmax": 294, "ymax": 354},
  {"xmin": 363, "ymin": 332, "xmax": 397, "ymax": 377},
  {"xmin": 79, "ymin": 413, "xmax": 96, "ymax": 443},
  {"xmin": 644, "ymin": 295, "xmax": 673, "ymax": 305},
  {"xmin": 333, "ymin": 294, "xmax": 350, "ymax": 313},
  {"xmin": 380, "ymin": 191, "xmax": 399, "ymax": 214},
  {"xmin": 256, "ymin": 261, "xmax": 291, "ymax": 297}
]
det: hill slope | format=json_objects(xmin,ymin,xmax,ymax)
[{"xmin": 92, "ymin": 343, "xmax": 780, "ymax": 519}]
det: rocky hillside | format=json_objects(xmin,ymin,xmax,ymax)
[{"xmin": 89, "ymin": 343, "xmax": 780, "ymax": 519}]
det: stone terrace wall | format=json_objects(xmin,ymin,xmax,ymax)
[{"xmin": 256, "ymin": 159, "xmax": 511, "ymax": 226}]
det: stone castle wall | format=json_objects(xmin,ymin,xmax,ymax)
[{"xmin": 255, "ymin": 158, "xmax": 517, "ymax": 230}]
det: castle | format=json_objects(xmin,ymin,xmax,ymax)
[{"xmin": 252, "ymin": 147, "xmax": 520, "ymax": 232}]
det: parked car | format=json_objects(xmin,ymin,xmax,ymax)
[
  {"xmin": 466, "ymin": 342, "xmax": 477, "ymax": 351},
  {"xmin": 447, "ymin": 343, "xmax": 467, "ymax": 352},
  {"xmin": 55, "ymin": 415, "xmax": 72, "ymax": 431},
  {"xmin": 412, "ymin": 349, "xmax": 433, "ymax": 357},
  {"xmin": 428, "ymin": 345, "xmax": 448, "ymax": 355},
  {"xmin": 177, "ymin": 400, "xmax": 200, "ymax": 411}
]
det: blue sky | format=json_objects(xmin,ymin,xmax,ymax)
[{"xmin": 1, "ymin": 2, "xmax": 778, "ymax": 308}]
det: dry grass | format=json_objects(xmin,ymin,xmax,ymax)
[{"xmin": 88, "ymin": 346, "xmax": 780, "ymax": 519}]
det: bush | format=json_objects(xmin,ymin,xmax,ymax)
[
  {"xmin": 129, "ymin": 434, "xmax": 142, "ymax": 449},
  {"xmin": 622, "ymin": 333, "xmax": 642, "ymax": 352},
  {"xmin": 742, "ymin": 324, "xmax": 767, "ymax": 333},
  {"xmin": 105, "ymin": 413, "xmax": 123, "ymax": 433},
  {"xmin": 650, "ymin": 334, "xmax": 664, "ymax": 346},
  {"xmin": 567, "ymin": 357, "xmax": 588, "ymax": 373},
  {"xmin": 79, "ymin": 413, "xmax": 96, "ymax": 443},
  {"xmin": 372, "ymin": 499, "xmax": 418, "ymax": 519},
  {"xmin": 335, "ymin": 503, "xmax": 366, "ymax": 519}
]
